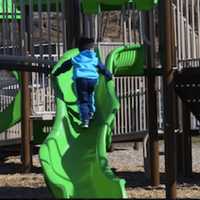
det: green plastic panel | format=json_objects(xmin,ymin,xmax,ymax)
[
  {"xmin": 81, "ymin": 0, "xmax": 159, "ymax": 14},
  {"xmin": 106, "ymin": 44, "xmax": 144, "ymax": 76},
  {"xmin": 39, "ymin": 48, "xmax": 127, "ymax": 198},
  {"xmin": 81, "ymin": 0, "xmax": 100, "ymax": 14},
  {"xmin": 135, "ymin": 0, "xmax": 158, "ymax": 10},
  {"xmin": 0, "ymin": 71, "xmax": 21, "ymax": 133},
  {"xmin": 0, "ymin": 0, "xmax": 21, "ymax": 20}
]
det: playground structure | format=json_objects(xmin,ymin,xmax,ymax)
[{"xmin": 0, "ymin": 0, "xmax": 200, "ymax": 199}]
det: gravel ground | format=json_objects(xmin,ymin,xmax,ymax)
[{"xmin": 0, "ymin": 140, "xmax": 200, "ymax": 199}]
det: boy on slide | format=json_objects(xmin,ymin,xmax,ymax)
[{"xmin": 53, "ymin": 37, "xmax": 112, "ymax": 128}]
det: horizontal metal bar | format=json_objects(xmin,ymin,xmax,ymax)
[
  {"xmin": 190, "ymin": 129, "xmax": 200, "ymax": 136},
  {"xmin": 0, "ymin": 55, "xmax": 56, "ymax": 73},
  {"xmin": 112, "ymin": 129, "xmax": 165, "ymax": 142},
  {"xmin": 0, "ymin": 138, "xmax": 21, "ymax": 147},
  {"xmin": 174, "ymin": 67, "xmax": 200, "ymax": 79},
  {"xmin": 143, "ymin": 68, "xmax": 163, "ymax": 76},
  {"xmin": 112, "ymin": 131, "xmax": 148, "ymax": 142},
  {"xmin": 179, "ymin": 58, "xmax": 200, "ymax": 62},
  {"xmin": 0, "ymin": 55, "xmax": 56, "ymax": 65},
  {"xmin": 115, "ymin": 68, "xmax": 164, "ymax": 77},
  {"xmin": 0, "ymin": 63, "xmax": 52, "ymax": 74}
]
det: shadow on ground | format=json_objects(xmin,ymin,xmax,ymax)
[
  {"xmin": 116, "ymin": 171, "xmax": 165, "ymax": 188},
  {"xmin": 0, "ymin": 162, "xmax": 42, "ymax": 174},
  {"xmin": 117, "ymin": 170, "xmax": 200, "ymax": 188},
  {"xmin": 0, "ymin": 145, "xmax": 41, "ymax": 174},
  {"xmin": 177, "ymin": 172, "xmax": 200, "ymax": 186},
  {"xmin": 0, "ymin": 187, "xmax": 51, "ymax": 199}
]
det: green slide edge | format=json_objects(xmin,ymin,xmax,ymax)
[
  {"xmin": 0, "ymin": 71, "xmax": 21, "ymax": 133},
  {"xmin": 39, "ymin": 44, "xmax": 143, "ymax": 198}
]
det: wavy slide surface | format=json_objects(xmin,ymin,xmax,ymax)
[{"xmin": 39, "ymin": 45, "xmax": 143, "ymax": 198}]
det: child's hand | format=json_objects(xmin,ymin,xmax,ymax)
[
  {"xmin": 51, "ymin": 67, "xmax": 60, "ymax": 76},
  {"xmin": 97, "ymin": 63, "xmax": 113, "ymax": 81},
  {"xmin": 52, "ymin": 70, "xmax": 59, "ymax": 76},
  {"xmin": 105, "ymin": 73, "xmax": 113, "ymax": 81}
]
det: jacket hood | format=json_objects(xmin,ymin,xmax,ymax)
[{"xmin": 73, "ymin": 50, "xmax": 97, "ymax": 63}]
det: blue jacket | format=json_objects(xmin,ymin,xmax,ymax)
[
  {"xmin": 53, "ymin": 50, "xmax": 112, "ymax": 81},
  {"xmin": 71, "ymin": 50, "xmax": 99, "ymax": 80}
]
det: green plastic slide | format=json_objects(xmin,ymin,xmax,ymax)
[
  {"xmin": 0, "ymin": 71, "xmax": 21, "ymax": 133},
  {"xmin": 39, "ymin": 45, "xmax": 144, "ymax": 198}
]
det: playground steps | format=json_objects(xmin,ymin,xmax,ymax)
[{"xmin": 174, "ymin": 67, "xmax": 200, "ymax": 120}]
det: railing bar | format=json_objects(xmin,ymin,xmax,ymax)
[
  {"xmin": 29, "ymin": 0, "xmax": 34, "ymax": 56},
  {"xmin": 120, "ymin": 77, "xmax": 124, "ymax": 134},
  {"xmin": 191, "ymin": 0, "xmax": 196, "ymax": 58},
  {"xmin": 115, "ymin": 78, "xmax": 119, "ymax": 134},
  {"xmin": 11, "ymin": 0, "xmax": 17, "ymax": 55},
  {"xmin": 198, "ymin": 0, "xmax": 200, "ymax": 57},
  {"xmin": 61, "ymin": 0, "xmax": 67, "ymax": 51},
  {"xmin": 139, "ymin": 78, "xmax": 143, "ymax": 130},
  {"xmin": 186, "ymin": 0, "xmax": 190, "ymax": 58},
  {"xmin": 127, "ymin": 77, "xmax": 131, "ymax": 133},
  {"xmin": 47, "ymin": 0, "xmax": 52, "ymax": 58},
  {"xmin": 37, "ymin": 0, "xmax": 43, "ymax": 57},
  {"xmin": 2, "ymin": 0, "xmax": 6, "ymax": 54},
  {"xmin": 124, "ymin": 77, "xmax": 127, "ymax": 133},
  {"xmin": 56, "ymin": 0, "xmax": 61, "ymax": 59}
]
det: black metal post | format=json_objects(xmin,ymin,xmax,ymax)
[
  {"xmin": 159, "ymin": 0, "xmax": 177, "ymax": 199},
  {"xmin": 182, "ymin": 103, "xmax": 192, "ymax": 177},
  {"xmin": 64, "ymin": 0, "xmax": 82, "ymax": 49}
]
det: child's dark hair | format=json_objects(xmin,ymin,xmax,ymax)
[{"xmin": 78, "ymin": 37, "xmax": 95, "ymax": 51}]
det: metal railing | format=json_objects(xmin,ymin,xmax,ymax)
[
  {"xmin": 98, "ymin": 43, "xmax": 148, "ymax": 135},
  {"xmin": 174, "ymin": 0, "xmax": 200, "ymax": 129},
  {"xmin": 173, "ymin": 0, "xmax": 200, "ymax": 60},
  {"xmin": 31, "ymin": 53, "xmax": 57, "ymax": 117}
]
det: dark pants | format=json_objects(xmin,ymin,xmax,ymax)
[{"xmin": 75, "ymin": 78, "xmax": 97, "ymax": 122}]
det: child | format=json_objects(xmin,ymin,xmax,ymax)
[{"xmin": 53, "ymin": 37, "xmax": 112, "ymax": 128}]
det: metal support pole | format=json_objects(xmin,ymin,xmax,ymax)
[
  {"xmin": 159, "ymin": 0, "xmax": 177, "ymax": 199},
  {"xmin": 21, "ymin": 71, "xmax": 32, "ymax": 173},
  {"xmin": 176, "ymin": 119, "xmax": 185, "ymax": 176},
  {"xmin": 64, "ymin": 0, "xmax": 82, "ymax": 49},
  {"xmin": 21, "ymin": 4, "xmax": 32, "ymax": 173},
  {"xmin": 145, "ymin": 10, "xmax": 160, "ymax": 186},
  {"xmin": 182, "ymin": 103, "xmax": 192, "ymax": 177},
  {"xmin": 176, "ymin": 105, "xmax": 191, "ymax": 177}
]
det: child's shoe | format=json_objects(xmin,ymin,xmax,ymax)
[
  {"xmin": 81, "ymin": 120, "xmax": 89, "ymax": 128},
  {"xmin": 89, "ymin": 112, "xmax": 94, "ymax": 120}
]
